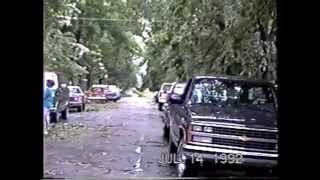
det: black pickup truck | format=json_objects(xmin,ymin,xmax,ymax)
[{"xmin": 166, "ymin": 75, "xmax": 278, "ymax": 177}]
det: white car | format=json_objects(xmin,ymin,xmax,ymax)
[{"xmin": 105, "ymin": 85, "xmax": 121, "ymax": 102}]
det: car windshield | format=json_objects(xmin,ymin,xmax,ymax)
[
  {"xmin": 90, "ymin": 87, "xmax": 105, "ymax": 93},
  {"xmin": 190, "ymin": 79, "xmax": 276, "ymax": 112},
  {"xmin": 70, "ymin": 87, "xmax": 81, "ymax": 94}
]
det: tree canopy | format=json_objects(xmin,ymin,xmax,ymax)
[
  {"xmin": 44, "ymin": 0, "xmax": 144, "ymax": 90},
  {"xmin": 141, "ymin": 0, "xmax": 277, "ymax": 91},
  {"xmin": 44, "ymin": 0, "xmax": 277, "ymax": 92}
]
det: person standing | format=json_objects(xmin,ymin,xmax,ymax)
[{"xmin": 43, "ymin": 80, "xmax": 55, "ymax": 135}]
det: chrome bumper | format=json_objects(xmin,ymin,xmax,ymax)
[{"xmin": 183, "ymin": 144, "xmax": 278, "ymax": 168}]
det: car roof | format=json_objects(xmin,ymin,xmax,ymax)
[{"xmin": 192, "ymin": 75, "xmax": 274, "ymax": 85}]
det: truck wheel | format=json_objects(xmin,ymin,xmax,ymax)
[
  {"xmin": 176, "ymin": 139, "xmax": 199, "ymax": 177},
  {"xmin": 61, "ymin": 109, "xmax": 68, "ymax": 120}
]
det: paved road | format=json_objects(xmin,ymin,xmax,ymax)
[
  {"xmin": 44, "ymin": 97, "xmax": 177, "ymax": 178},
  {"xmin": 44, "ymin": 97, "xmax": 273, "ymax": 178}
]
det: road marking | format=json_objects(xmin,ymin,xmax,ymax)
[
  {"xmin": 130, "ymin": 133, "xmax": 145, "ymax": 174},
  {"xmin": 135, "ymin": 147, "xmax": 141, "ymax": 154}
]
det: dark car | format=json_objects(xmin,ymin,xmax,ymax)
[{"xmin": 166, "ymin": 75, "xmax": 278, "ymax": 177}]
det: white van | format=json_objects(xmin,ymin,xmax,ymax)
[{"xmin": 44, "ymin": 72, "xmax": 58, "ymax": 91}]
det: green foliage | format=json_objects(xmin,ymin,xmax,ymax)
[
  {"xmin": 44, "ymin": 0, "xmax": 277, "ymax": 92},
  {"xmin": 142, "ymin": 0, "xmax": 277, "ymax": 90},
  {"xmin": 44, "ymin": 0, "xmax": 144, "ymax": 91}
]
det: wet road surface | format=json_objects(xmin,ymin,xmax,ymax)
[
  {"xmin": 44, "ymin": 97, "xmax": 275, "ymax": 178},
  {"xmin": 44, "ymin": 97, "xmax": 177, "ymax": 178}
]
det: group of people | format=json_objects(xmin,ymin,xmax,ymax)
[{"xmin": 43, "ymin": 80, "xmax": 71, "ymax": 135}]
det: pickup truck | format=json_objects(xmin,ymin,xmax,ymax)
[{"xmin": 166, "ymin": 75, "xmax": 278, "ymax": 177}]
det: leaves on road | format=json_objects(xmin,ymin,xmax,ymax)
[
  {"xmin": 46, "ymin": 121, "xmax": 89, "ymax": 141},
  {"xmin": 85, "ymin": 102, "xmax": 119, "ymax": 112}
]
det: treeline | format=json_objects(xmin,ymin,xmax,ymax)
[
  {"xmin": 44, "ymin": 0, "xmax": 146, "ymax": 90},
  {"xmin": 141, "ymin": 0, "xmax": 277, "ymax": 91},
  {"xmin": 44, "ymin": 0, "xmax": 277, "ymax": 92}
]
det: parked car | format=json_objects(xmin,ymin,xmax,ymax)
[
  {"xmin": 167, "ymin": 75, "xmax": 278, "ymax": 177},
  {"xmin": 68, "ymin": 86, "xmax": 86, "ymax": 112},
  {"xmin": 86, "ymin": 85, "xmax": 109, "ymax": 102},
  {"xmin": 44, "ymin": 72, "xmax": 69, "ymax": 123},
  {"xmin": 105, "ymin": 85, "xmax": 121, "ymax": 102},
  {"xmin": 162, "ymin": 82, "xmax": 186, "ymax": 139},
  {"xmin": 157, "ymin": 83, "xmax": 174, "ymax": 111}
]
